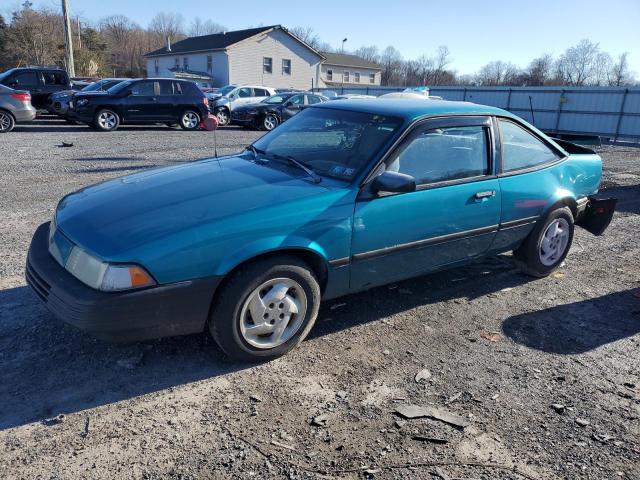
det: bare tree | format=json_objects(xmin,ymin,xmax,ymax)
[
  {"xmin": 526, "ymin": 54, "xmax": 554, "ymax": 85},
  {"xmin": 608, "ymin": 52, "xmax": 632, "ymax": 86},
  {"xmin": 379, "ymin": 45, "xmax": 403, "ymax": 86},
  {"xmin": 6, "ymin": 6, "xmax": 63, "ymax": 67},
  {"xmin": 148, "ymin": 12, "xmax": 185, "ymax": 46},
  {"xmin": 289, "ymin": 26, "xmax": 331, "ymax": 52},
  {"xmin": 189, "ymin": 18, "xmax": 225, "ymax": 37},
  {"xmin": 476, "ymin": 61, "xmax": 521, "ymax": 86},
  {"xmin": 555, "ymin": 39, "xmax": 605, "ymax": 86},
  {"xmin": 353, "ymin": 45, "xmax": 380, "ymax": 64}
]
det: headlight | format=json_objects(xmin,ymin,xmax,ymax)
[
  {"xmin": 65, "ymin": 246, "xmax": 155, "ymax": 291},
  {"xmin": 76, "ymin": 98, "xmax": 89, "ymax": 107}
]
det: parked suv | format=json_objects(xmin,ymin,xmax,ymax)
[
  {"xmin": 67, "ymin": 78, "xmax": 209, "ymax": 132},
  {"xmin": 0, "ymin": 84, "xmax": 36, "ymax": 132},
  {"xmin": 0, "ymin": 67, "xmax": 71, "ymax": 109},
  {"xmin": 208, "ymin": 85, "xmax": 276, "ymax": 126},
  {"xmin": 231, "ymin": 91, "xmax": 327, "ymax": 130},
  {"xmin": 47, "ymin": 78, "xmax": 129, "ymax": 117}
]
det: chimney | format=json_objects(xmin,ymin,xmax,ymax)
[{"xmin": 166, "ymin": 36, "xmax": 172, "ymax": 52}]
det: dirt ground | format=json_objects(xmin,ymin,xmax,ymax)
[{"xmin": 1, "ymin": 119, "xmax": 639, "ymax": 479}]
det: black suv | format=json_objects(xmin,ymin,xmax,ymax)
[
  {"xmin": 67, "ymin": 78, "xmax": 210, "ymax": 131},
  {"xmin": 0, "ymin": 67, "xmax": 71, "ymax": 109}
]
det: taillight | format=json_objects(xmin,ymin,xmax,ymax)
[
  {"xmin": 203, "ymin": 96, "xmax": 209, "ymax": 106},
  {"xmin": 11, "ymin": 92, "xmax": 31, "ymax": 102}
]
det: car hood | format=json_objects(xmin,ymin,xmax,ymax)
[
  {"xmin": 74, "ymin": 91, "xmax": 111, "ymax": 99},
  {"xmin": 51, "ymin": 89, "xmax": 76, "ymax": 98},
  {"xmin": 55, "ymin": 155, "xmax": 332, "ymax": 259},
  {"xmin": 234, "ymin": 103, "xmax": 273, "ymax": 112}
]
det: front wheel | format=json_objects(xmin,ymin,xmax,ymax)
[
  {"xmin": 180, "ymin": 110, "xmax": 200, "ymax": 130},
  {"xmin": 0, "ymin": 110, "xmax": 16, "ymax": 133},
  {"xmin": 94, "ymin": 109, "xmax": 120, "ymax": 132},
  {"xmin": 209, "ymin": 256, "xmax": 321, "ymax": 361},
  {"xmin": 262, "ymin": 113, "xmax": 278, "ymax": 131},
  {"xmin": 215, "ymin": 108, "xmax": 230, "ymax": 127},
  {"xmin": 514, "ymin": 206, "xmax": 574, "ymax": 277}
]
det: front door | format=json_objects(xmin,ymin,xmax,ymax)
[
  {"xmin": 124, "ymin": 80, "xmax": 159, "ymax": 121},
  {"xmin": 6, "ymin": 71, "xmax": 43, "ymax": 107},
  {"xmin": 350, "ymin": 116, "xmax": 501, "ymax": 290}
]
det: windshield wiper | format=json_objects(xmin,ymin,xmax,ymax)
[
  {"xmin": 245, "ymin": 145, "xmax": 267, "ymax": 163},
  {"xmin": 268, "ymin": 153, "xmax": 322, "ymax": 184}
]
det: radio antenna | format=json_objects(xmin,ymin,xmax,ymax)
[{"xmin": 213, "ymin": 126, "xmax": 218, "ymax": 158}]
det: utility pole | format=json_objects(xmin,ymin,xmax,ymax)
[{"xmin": 61, "ymin": 0, "xmax": 75, "ymax": 77}]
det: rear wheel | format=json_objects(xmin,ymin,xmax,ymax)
[
  {"xmin": 94, "ymin": 109, "xmax": 120, "ymax": 132},
  {"xmin": 262, "ymin": 113, "xmax": 278, "ymax": 131},
  {"xmin": 209, "ymin": 256, "xmax": 321, "ymax": 361},
  {"xmin": 0, "ymin": 110, "xmax": 15, "ymax": 133},
  {"xmin": 180, "ymin": 110, "xmax": 200, "ymax": 130},
  {"xmin": 514, "ymin": 206, "xmax": 574, "ymax": 277}
]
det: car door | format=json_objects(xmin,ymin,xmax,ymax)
[
  {"xmin": 41, "ymin": 70, "xmax": 68, "ymax": 101},
  {"xmin": 6, "ymin": 71, "xmax": 43, "ymax": 107},
  {"xmin": 123, "ymin": 80, "xmax": 159, "ymax": 121},
  {"xmin": 230, "ymin": 87, "xmax": 254, "ymax": 109},
  {"xmin": 491, "ymin": 117, "xmax": 565, "ymax": 251},
  {"xmin": 350, "ymin": 116, "xmax": 501, "ymax": 291},
  {"xmin": 154, "ymin": 80, "xmax": 180, "ymax": 120},
  {"xmin": 281, "ymin": 94, "xmax": 305, "ymax": 120}
]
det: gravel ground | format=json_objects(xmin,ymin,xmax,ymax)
[{"xmin": 1, "ymin": 118, "xmax": 639, "ymax": 480}]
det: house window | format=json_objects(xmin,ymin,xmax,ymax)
[
  {"xmin": 344, "ymin": 72, "xmax": 350, "ymax": 83},
  {"xmin": 327, "ymin": 69, "xmax": 333, "ymax": 81},
  {"xmin": 154, "ymin": 59, "xmax": 159, "ymax": 75},
  {"xmin": 263, "ymin": 57, "xmax": 272, "ymax": 74},
  {"xmin": 354, "ymin": 72, "xmax": 360, "ymax": 83},
  {"xmin": 282, "ymin": 59, "xmax": 291, "ymax": 75},
  {"xmin": 183, "ymin": 57, "xmax": 189, "ymax": 69},
  {"xmin": 174, "ymin": 58, "xmax": 179, "ymax": 68},
  {"xmin": 206, "ymin": 55, "xmax": 212, "ymax": 72},
  {"xmin": 369, "ymin": 73, "xmax": 375, "ymax": 84}
]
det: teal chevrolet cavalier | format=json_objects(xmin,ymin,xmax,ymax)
[{"xmin": 27, "ymin": 99, "xmax": 616, "ymax": 361}]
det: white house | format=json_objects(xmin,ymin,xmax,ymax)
[
  {"xmin": 318, "ymin": 52, "xmax": 382, "ymax": 88},
  {"xmin": 145, "ymin": 25, "xmax": 324, "ymax": 90}
]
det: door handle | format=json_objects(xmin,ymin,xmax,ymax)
[{"xmin": 475, "ymin": 190, "xmax": 496, "ymax": 199}]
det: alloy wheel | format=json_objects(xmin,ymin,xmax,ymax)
[
  {"xmin": 182, "ymin": 112, "xmax": 199, "ymax": 129},
  {"xmin": 0, "ymin": 112, "xmax": 12, "ymax": 132},
  {"xmin": 216, "ymin": 110, "xmax": 229, "ymax": 126},
  {"xmin": 97, "ymin": 111, "xmax": 117, "ymax": 130},
  {"xmin": 239, "ymin": 278, "xmax": 307, "ymax": 349},
  {"xmin": 538, "ymin": 218, "xmax": 570, "ymax": 266},
  {"xmin": 263, "ymin": 115, "xmax": 277, "ymax": 130}
]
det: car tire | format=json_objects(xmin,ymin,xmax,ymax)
[
  {"xmin": 215, "ymin": 108, "xmax": 230, "ymax": 127},
  {"xmin": 180, "ymin": 110, "xmax": 200, "ymax": 130},
  {"xmin": 262, "ymin": 113, "xmax": 279, "ymax": 131},
  {"xmin": 0, "ymin": 109, "xmax": 16, "ymax": 133},
  {"xmin": 513, "ymin": 206, "xmax": 574, "ymax": 278},
  {"xmin": 209, "ymin": 255, "xmax": 321, "ymax": 362},
  {"xmin": 94, "ymin": 109, "xmax": 120, "ymax": 132}
]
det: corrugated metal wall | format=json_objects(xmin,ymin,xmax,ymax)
[{"xmin": 314, "ymin": 85, "xmax": 640, "ymax": 142}]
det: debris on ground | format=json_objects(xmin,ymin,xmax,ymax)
[
  {"xmin": 480, "ymin": 331, "xmax": 501, "ymax": 342},
  {"xmin": 411, "ymin": 435, "xmax": 448, "ymax": 444},
  {"xmin": 311, "ymin": 413, "xmax": 329, "ymax": 427},
  {"xmin": 394, "ymin": 404, "xmax": 470, "ymax": 428},
  {"xmin": 414, "ymin": 368, "xmax": 432, "ymax": 383}
]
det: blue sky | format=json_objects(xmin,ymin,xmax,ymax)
[{"xmin": 9, "ymin": 0, "xmax": 640, "ymax": 75}]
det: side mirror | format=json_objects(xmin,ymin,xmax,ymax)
[{"xmin": 371, "ymin": 171, "xmax": 416, "ymax": 195}]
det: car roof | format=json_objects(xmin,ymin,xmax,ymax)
[{"xmin": 312, "ymin": 98, "xmax": 516, "ymax": 122}]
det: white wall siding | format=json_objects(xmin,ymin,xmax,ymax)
[
  {"xmin": 146, "ymin": 51, "xmax": 229, "ymax": 86},
  {"xmin": 319, "ymin": 64, "xmax": 381, "ymax": 87},
  {"xmin": 227, "ymin": 29, "xmax": 321, "ymax": 90}
]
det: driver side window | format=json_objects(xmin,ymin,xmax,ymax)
[
  {"xmin": 389, "ymin": 125, "xmax": 490, "ymax": 185},
  {"xmin": 130, "ymin": 81, "xmax": 156, "ymax": 96}
]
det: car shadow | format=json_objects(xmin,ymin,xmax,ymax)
[
  {"xmin": 0, "ymin": 284, "xmax": 249, "ymax": 430},
  {"xmin": 502, "ymin": 289, "xmax": 640, "ymax": 354}
]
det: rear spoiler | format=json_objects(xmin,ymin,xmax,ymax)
[{"xmin": 550, "ymin": 138, "xmax": 596, "ymax": 155}]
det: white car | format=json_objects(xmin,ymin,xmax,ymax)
[{"xmin": 208, "ymin": 85, "xmax": 277, "ymax": 126}]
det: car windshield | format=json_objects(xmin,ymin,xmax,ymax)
[
  {"xmin": 107, "ymin": 80, "xmax": 134, "ymax": 94},
  {"xmin": 251, "ymin": 107, "xmax": 403, "ymax": 181},
  {"xmin": 262, "ymin": 95, "xmax": 287, "ymax": 104},
  {"xmin": 219, "ymin": 85, "xmax": 236, "ymax": 96},
  {"xmin": 82, "ymin": 80, "xmax": 122, "ymax": 92}
]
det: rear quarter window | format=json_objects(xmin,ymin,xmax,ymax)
[{"xmin": 499, "ymin": 119, "xmax": 559, "ymax": 172}]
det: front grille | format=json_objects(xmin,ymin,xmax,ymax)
[{"xmin": 26, "ymin": 260, "xmax": 51, "ymax": 302}]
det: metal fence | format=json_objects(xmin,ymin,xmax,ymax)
[{"xmin": 313, "ymin": 85, "xmax": 640, "ymax": 142}]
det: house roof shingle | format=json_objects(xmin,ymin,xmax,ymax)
[
  {"xmin": 321, "ymin": 52, "xmax": 382, "ymax": 70},
  {"xmin": 145, "ymin": 25, "xmax": 279, "ymax": 57}
]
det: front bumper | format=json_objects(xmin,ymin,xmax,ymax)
[{"xmin": 26, "ymin": 222, "xmax": 222, "ymax": 342}]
